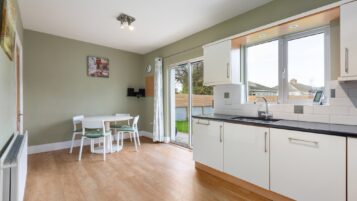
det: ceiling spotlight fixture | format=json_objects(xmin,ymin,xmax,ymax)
[{"xmin": 117, "ymin": 13, "xmax": 135, "ymax": 31}]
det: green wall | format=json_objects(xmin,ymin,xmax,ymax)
[
  {"xmin": 0, "ymin": 0, "xmax": 23, "ymax": 151},
  {"xmin": 142, "ymin": 0, "xmax": 340, "ymax": 135},
  {"xmin": 24, "ymin": 30, "xmax": 145, "ymax": 146}
]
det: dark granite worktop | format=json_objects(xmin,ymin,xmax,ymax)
[{"xmin": 192, "ymin": 114, "xmax": 357, "ymax": 138}]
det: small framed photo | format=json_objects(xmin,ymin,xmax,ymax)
[{"xmin": 87, "ymin": 56, "xmax": 109, "ymax": 78}]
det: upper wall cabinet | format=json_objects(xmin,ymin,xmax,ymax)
[
  {"xmin": 203, "ymin": 40, "xmax": 241, "ymax": 86},
  {"xmin": 339, "ymin": 1, "xmax": 357, "ymax": 81}
]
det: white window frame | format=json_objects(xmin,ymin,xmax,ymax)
[{"xmin": 244, "ymin": 26, "xmax": 330, "ymax": 104}]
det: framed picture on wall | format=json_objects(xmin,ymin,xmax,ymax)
[
  {"xmin": 87, "ymin": 56, "xmax": 109, "ymax": 78},
  {"xmin": 0, "ymin": 0, "xmax": 16, "ymax": 60}
]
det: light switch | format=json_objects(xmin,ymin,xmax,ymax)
[{"xmin": 330, "ymin": 89, "xmax": 336, "ymax": 98}]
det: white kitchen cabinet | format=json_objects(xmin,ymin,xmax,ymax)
[
  {"xmin": 339, "ymin": 1, "xmax": 357, "ymax": 81},
  {"xmin": 203, "ymin": 40, "xmax": 241, "ymax": 86},
  {"xmin": 192, "ymin": 118, "xmax": 224, "ymax": 171},
  {"xmin": 224, "ymin": 123, "xmax": 270, "ymax": 190},
  {"xmin": 270, "ymin": 128, "xmax": 346, "ymax": 201},
  {"xmin": 348, "ymin": 137, "xmax": 357, "ymax": 201}
]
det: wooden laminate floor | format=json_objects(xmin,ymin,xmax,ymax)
[{"xmin": 25, "ymin": 137, "xmax": 270, "ymax": 201}]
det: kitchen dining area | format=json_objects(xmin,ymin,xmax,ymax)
[{"xmin": 2, "ymin": 0, "xmax": 357, "ymax": 201}]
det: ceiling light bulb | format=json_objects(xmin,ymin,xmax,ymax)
[
  {"xmin": 258, "ymin": 34, "xmax": 266, "ymax": 39},
  {"xmin": 129, "ymin": 25, "xmax": 134, "ymax": 31},
  {"xmin": 289, "ymin": 24, "xmax": 299, "ymax": 29},
  {"xmin": 120, "ymin": 23, "xmax": 125, "ymax": 29}
]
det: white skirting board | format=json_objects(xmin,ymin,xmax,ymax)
[
  {"xmin": 164, "ymin": 136, "xmax": 170, "ymax": 143},
  {"xmin": 28, "ymin": 131, "xmax": 153, "ymax": 155}
]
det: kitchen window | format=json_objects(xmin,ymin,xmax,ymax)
[{"xmin": 245, "ymin": 27, "xmax": 330, "ymax": 104}]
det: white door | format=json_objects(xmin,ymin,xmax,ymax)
[
  {"xmin": 341, "ymin": 1, "xmax": 357, "ymax": 77},
  {"xmin": 348, "ymin": 137, "xmax": 357, "ymax": 201},
  {"xmin": 203, "ymin": 40, "xmax": 231, "ymax": 85},
  {"xmin": 270, "ymin": 128, "xmax": 346, "ymax": 201},
  {"xmin": 224, "ymin": 123, "xmax": 269, "ymax": 189},
  {"xmin": 192, "ymin": 118, "xmax": 223, "ymax": 171}
]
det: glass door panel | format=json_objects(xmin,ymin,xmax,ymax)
[
  {"xmin": 170, "ymin": 64, "xmax": 190, "ymax": 147},
  {"xmin": 169, "ymin": 60, "xmax": 213, "ymax": 148},
  {"xmin": 191, "ymin": 61, "xmax": 213, "ymax": 147}
]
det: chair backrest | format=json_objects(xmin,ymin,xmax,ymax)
[
  {"xmin": 132, "ymin": 115, "xmax": 139, "ymax": 130},
  {"xmin": 115, "ymin": 113, "xmax": 130, "ymax": 117},
  {"xmin": 82, "ymin": 119, "xmax": 105, "ymax": 132},
  {"xmin": 72, "ymin": 115, "xmax": 84, "ymax": 131},
  {"xmin": 115, "ymin": 113, "xmax": 131, "ymax": 125}
]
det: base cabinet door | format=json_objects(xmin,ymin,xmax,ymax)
[
  {"xmin": 348, "ymin": 138, "xmax": 357, "ymax": 201},
  {"xmin": 192, "ymin": 118, "xmax": 223, "ymax": 171},
  {"xmin": 224, "ymin": 123, "xmax": 269, "ymax": 189},
  {"xmin": 270, "ymin": 128, "xmax": 346, "ymax": 201}
]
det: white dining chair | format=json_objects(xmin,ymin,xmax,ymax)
[
  {"xmin": 115, "ymin": 113, "xmax": 130, "ymax": 124},
  {"xmin": 69, "ymin": 115, "xmax": 84, "ymax": 154},
  {"xmin": 115, "ymin": 115, "xmax": 140, "ymax": 151},
  {"xmin": 111, "ymin": 113, "xmax": 133, "ymax": 142},
  {"xmin": 78, "ymin": 119, "xmax": 112, "ymax": 161}
]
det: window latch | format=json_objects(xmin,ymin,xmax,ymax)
[{"xmin": 282, "ymin": 68, "xmax": 286, "ymax": 79}]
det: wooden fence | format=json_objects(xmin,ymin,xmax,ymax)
[
  {"xmin": 247, "ymin": 95, "xmax": 314, "ymax": 103},
  {"xmin": 175, "ymin": 94, "xmax": 213, "ymax": 107}
]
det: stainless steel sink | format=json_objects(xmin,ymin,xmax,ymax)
[{"xmin": 231, "ymin": 116, "xmax": 280, "ymax": 123}]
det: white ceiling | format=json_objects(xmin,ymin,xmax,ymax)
[{"xmin": 18, "ymin": 0, "xmax": 271, "ymax": 54}]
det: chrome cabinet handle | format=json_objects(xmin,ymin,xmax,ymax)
[
  {"xmin": 196, "ymin": 120, "xmax": 210, "ymax": 125},
  {"xmin": 219, "ymin": 125, "xmax": 223, "ymax": 143},
  {"xmin": 264, "ymin": 132, "xmax": 268, "ymax": 153},
  {"xmin": 226, "ymin": 63, "xmax": 230, "ymax": 78},
  {"xmin": 345, "ymin": 48, "xmax": 349, "ymax": 74},
  {"xmin": 288, "ymin": 137, "xmax": 318, "ymax": 145}
]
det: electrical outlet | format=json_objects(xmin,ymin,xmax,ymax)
[
  {"xmin": 294, "ymin": 105, "xmax": 304, "ymax": 114},
  {"xmin": 330, "ymin": 89, "xmax": 336, "ymax": 98}
]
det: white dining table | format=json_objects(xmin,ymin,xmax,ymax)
[{"xmin": 82, "ymin": 115, "xmax": 133, "ymax": 154}]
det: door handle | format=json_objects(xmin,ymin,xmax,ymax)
[
  {"xmin": 345, "ymin": 48, "xmax": 349, "ymax": 74},
  {"xmin": 196, "ymin": 120, "xmax": 210, "ymax": 125},
  {"xmin": 219, "ymin": 125, "xmax": 223, "ymax": 143},
  {"xmin": 264, "ymin": 132, "xmax": 268, "ymax": 153},
  {"xmin": 288, "ymin": 137, "xmax": 318, "ymax": 146}
]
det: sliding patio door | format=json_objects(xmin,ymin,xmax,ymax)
[{"xmin": 169, "ymin": 60, "xmax": 213, "ymax": 148}]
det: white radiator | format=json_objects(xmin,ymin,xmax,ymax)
[{"xmin": 0, "ymin": 132, "xmax": 28, "ymax": 201}]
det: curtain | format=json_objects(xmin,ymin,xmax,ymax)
[{"xmin": 153, "ymin": 57, "xmax": 164, "ymax": 142}]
